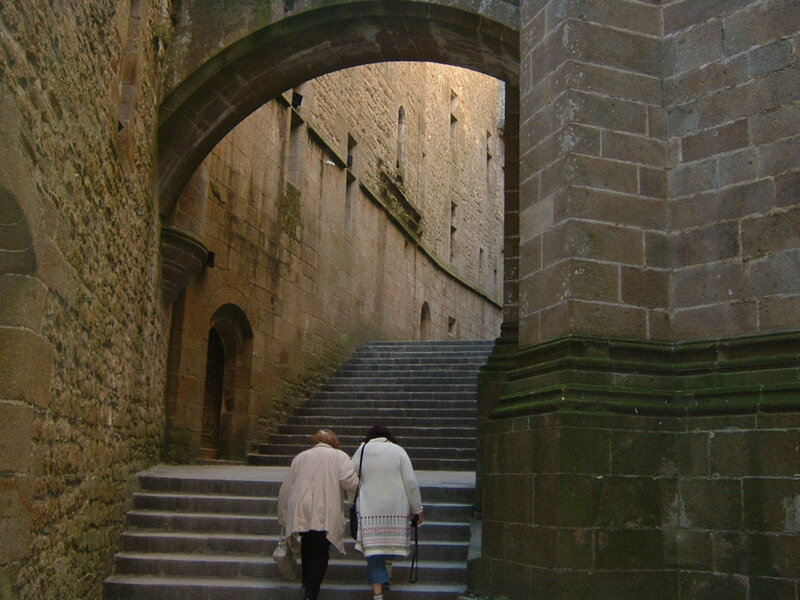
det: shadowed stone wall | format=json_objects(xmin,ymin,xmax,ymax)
[
  {"xmin": 477, "ymin": 1, "xmax": 800, "ymax": 598},
  {"xmin": 666, "ymin": 0, "xmax": 800, "ymax": 339}
]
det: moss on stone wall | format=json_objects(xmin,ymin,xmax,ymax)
[
  {"xmin": 257, "ymin": 326, "xmax": 382, "ymax": 442},
  {"xmin": 164, "ymin": 428, "xmax": 200, "ymax": 464},
  {"xmin": 278, "ymin": 182, "xmax": 302, "ymax": 250}
]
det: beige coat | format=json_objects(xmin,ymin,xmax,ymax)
[{"xmin": 277, "ymin": 442, "xmax": 359, "ymax": 553}]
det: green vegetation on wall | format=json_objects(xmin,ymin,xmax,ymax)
[
  {"xmin": 164, "ymin": 427, "xmax": 200, "ymax": 464},
  {"xmin": 257, "ymin": 326, "xmax": 383, "ymax": 442}
]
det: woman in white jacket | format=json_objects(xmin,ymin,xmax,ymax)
[
  {"xmin": 278, "ymin": 429, "xmax": 359, "ymax": 600},
  {"xmin": 352, "ymin": 425, "xmax": 424, "ymax": 600}
]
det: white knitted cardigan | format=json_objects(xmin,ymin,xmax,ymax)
[{"xmin": 352, "ymin": 437, "xmax": 423, "ymax": 557}]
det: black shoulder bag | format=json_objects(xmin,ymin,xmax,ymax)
[{"xmin": 349, "ymin": 444, "xmax": 366, "ymax": 539}]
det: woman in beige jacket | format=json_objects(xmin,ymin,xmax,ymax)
[{"xmin": 278, "ymin": 429, "xmax": 359, "ymax": 600}]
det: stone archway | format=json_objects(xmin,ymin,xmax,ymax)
[
  {"xmin": 157, "ymin": 1, "xmax": 520, "ymax": 213},
  {"xmin": 0, "ymin": 185, "xmax": 41, "ymax": 581},
  {"xmin": 157, "ymin": 0, "xmax": 522, "ymax": 350}
]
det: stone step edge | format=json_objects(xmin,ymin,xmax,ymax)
[
  {"xmin": 127, "ymin": 510, "xmax": 472, "ymax": 527},
  {"xmin": 122, "ymin": 530, "xmax": 469, "ymax": 542},
  {"xmin": 133, "ymin": 492, "xmax": 472, "ymax": 508},
  {"xmin": 137, "ymin": 470, "xmax": 475, "ymax": 484},
  {"xmin": 113, "ymin": 552, "xmax": 467, "ymax": 570},
  {"xmin": 104, "ymin": 574, "xmax": 466, "ymax": 593}
]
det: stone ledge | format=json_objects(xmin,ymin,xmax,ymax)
[
  {"xmin": 160, "ymin": 226, "xmax": 209, "ymax": 305},
  {"xmin": 490, "ymin": 331, "xmax": 800, "ymax": 418}
]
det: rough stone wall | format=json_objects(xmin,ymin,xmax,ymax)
[
  {"xmin": 665, "ymin": 0, "xmax": 800, "ymax": 340},
  {"xmin": 166, "ymin": 63, "xmax": 504, "ymax": 458},
  {"xmin": 0, "ymin": 0, "xmax": 169, "ymax": 598}
]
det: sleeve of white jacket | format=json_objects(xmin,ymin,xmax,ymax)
[
  {"xmin": 277, "ymin": 463, "xmax": 295, "ymax": 528},
  {"xmin": 338, "ymin": 449, "xmax": 359, "ymax": 493},
  {"xmin": 399, "ymin": 449, "xmax": 423, "ymax": 515},
  {"xmin": 348, "ymin": 443, "xmax": 364, "ymax": 502}
]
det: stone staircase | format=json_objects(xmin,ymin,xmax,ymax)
[
  {"xmin": 250, "ymin": 340, "xmax": 495, "ymax": 471},
  {"xmin": 104, "ymin": 340, "xmax": 494, "ymax": 600}
]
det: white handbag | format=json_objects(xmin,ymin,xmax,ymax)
[{"xmin": 272, "ymin": 532, "xmax": 297, "ymax": 580}]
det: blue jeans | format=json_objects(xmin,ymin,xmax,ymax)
[{"xmin": 366, "ymin": 554, "xmax": 396, "ymax": 585}]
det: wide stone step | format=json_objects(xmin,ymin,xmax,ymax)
[
  {"xmin": 133, "ymin": 492, "xmax": 276, "ymax": 514},
  {"xmin": 319, "ymin": 382, "xmax": 478, "ymax": 392},
  {"xmin": 354, "ymin": 344, "xmax": 492, "ymax": 352},
  {"xmin": 287, "ymin": 415, "xmax": 476, "ymax": 428},
  {"xmin": 310, "ymin": 390, "xmax": 477, "ymax": 400},
  {"xmin": 126, "ymin": 511, "xmax": 277, "ymax": 535},
  {"xmin": 352, "ymin": 344, "xmax": 492, "ymax": 354},
  {"xmin": 263, "ymin": 434, "xmax": 476, "ymax": 450},
  {"xmin": 137, "ymin": 475, "xmax": 280, "ymax": 498},
  {"xmin": 346, "ymin": 358, "xmax": 489, "ymax": 367},
  {"xmin": 277, "ymin": 424, "xmax": 475, "ymax": 438},
  {"xmin": 255, "ymin": 443, "xmax": 475, "ymax": 461},
  {"xmin": 248, "ymin": 454, "xmax": 475, "ymax": 471},
  {"xmin": 133, "ymin": 492, "xmax": 473, "ymax": 522},
  {"xmin": 334, "ymin": 367, "xmax": 483, "ymax": 377},
  {"xmin": 297, "ymin": 405, "xmax": 475, "ymax": 417},
  {"xmin": 326, "ymin": 374, "xmax": 477, "ymax": 384},
  {"xmin": 358, "ymin": 340, "xmax": 494, "ymax": 349},
  {"xmin": 121, "ymin": 531, "xmax": 274, "ymax": 555},
  {"xmin": 111, "ymin": 552, "xmax": 467, "ymax": 583},
  {"xmin": 300, "ymin": 398, "xmax": 476, "ymax": 410},
  {"xmin": 251, "ymin": 445, "xmax": 477, "ymax": 471},
  {"xmin": 135, "ymin": 467, "xmax": 475, "ymax": 502},
  {"xmin": 127, "ymin": 510, "xmax": 469, "ymax": 541},
  {"xmin": 104, "ymin": 575, "xmax": 468, "ymax": 600},
  {"xmin": 120, "ymin": 532, "xmax": 470, "ymax": 562}
]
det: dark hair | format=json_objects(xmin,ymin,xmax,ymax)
[{"xmin": 365, "ymin": 424, "xmax": 397, "ymax": 444}]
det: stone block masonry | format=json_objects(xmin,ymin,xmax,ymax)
[
  {"xmin": 518, "ymin": 0, "xmax": 800, "ymax": 345},
  {"xmin": 473, "ymin": 1, "xmax": 800, "ymax": 598},
  {"xmin": 518, "ymin": 0, "xmax": 670, "ymax": 346},
  {"xmin": 480, "ymin": 409, "xmax": 800, "ymax": 600},
  {"xmin": 3, "ymin": 0, "xmax": 800, "ymax": 598},
  {"xmin": 665, "ymin": 0, "xmax": 800, "ymax": 340}
]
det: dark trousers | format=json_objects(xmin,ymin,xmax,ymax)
[{"xmin": 300, "ymin": 530, "xmax": 330, "ymax": 600}]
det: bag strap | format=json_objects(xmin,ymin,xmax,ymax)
[
  {"xmin": 409, "ymin": 518, "xmax": 419, "ymax": 583},
  {"xmin": 353, "ymin": 443, "xmax": 366, "ymax": 501}
]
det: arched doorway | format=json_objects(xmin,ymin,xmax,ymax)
[{"xmin": 202, "ymin": 304, "xmax": 254, "ymax": 461}]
